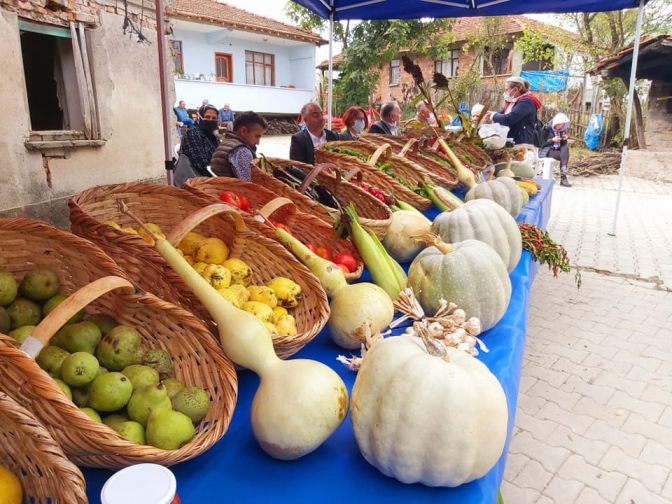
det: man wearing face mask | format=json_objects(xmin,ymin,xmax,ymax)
[
  {"xmin": 338, "ymin": 106, "xmax": 369, "ymax": 141},
  {"xmin": 179, "ymin": 103, "xmax": 220, "ymax": 177},
  {"xmin": 487, "ymin": 76, "xmax": 542, "ymax": 148},
  {"xmin": 369, "ymin": 101, "xmax": 401, "ymax": 135}
]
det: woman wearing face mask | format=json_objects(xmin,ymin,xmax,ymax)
[
  {"xmin": 179, "ymin": 104, "xmax": 221, "ymax": 177},
  {"xmin": 338, "ymin": 106, "xmax": 369, "ymax": 141},
  {"xmin": 487, "ymin": 76, "xmax": 542, "ymax": 148},
  {"xmin": 539, "ymin": 112, "xmax": 572, "ymax": 187}
]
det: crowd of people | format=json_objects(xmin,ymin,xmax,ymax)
[{"xmin": 173, "ymin": 78, "xmax": 573, "ymax": 188}]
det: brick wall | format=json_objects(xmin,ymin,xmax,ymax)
[{"xmin": 0, "ymin": 0, "xmax": 155, "ymax": 29}]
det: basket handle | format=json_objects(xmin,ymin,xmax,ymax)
[
  {"xmin": 20, "ymin": 276, "xmax": 135, "ymax": 358},
  {"xmin": 166, "ymin": 204, "xmax": 246, "ymax": 247},
  {"xmin": 343, "ymin": 167, "xmax": 363, "ymax": 184},
  {"xmin": 367, "ymin": 143, "xmax": 392, "ymax": 167},
  {"xmin": 257, "ymin": 197, "xmax": 297, "ymax": 220},
  {"xmin": 298, "ymin": 163, "xmax": 336, "ymax": 194},
  {"xmin": 399, "ymin": 138, "xmax": 418, "ymax": 157}
]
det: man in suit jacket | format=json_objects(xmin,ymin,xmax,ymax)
[
  {"xmin": 368, "ymin": 101, "xmax": 401, "ymax": 135},
  {"xmin": 289, "ymin": 102, "xmax": 338, "ymax": 165}
]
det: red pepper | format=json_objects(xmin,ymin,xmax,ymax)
[
  {"xmin": 238, "ymin": 194, "xmax": 252, "ymax": 212},
  {"xmin": 219, "ymin": 191, "xmax": 242, "ymax": 209}
]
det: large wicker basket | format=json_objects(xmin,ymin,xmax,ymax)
[
  {"xmin": 182, "ymin": 177, "xmax": 364, "ymax": 281},
  {"xmin": 0, "ymin": 217, "xmax": 237, "ymax": 469},
  {"xmin": 68, "ymin": 182, "xmax": 330, "ymax": 359},
  {"xmin": 314, "ymin": 141, "xmax": 434, "ymax": 210},
  {"xmin": 360, "ymin": 135, "xmax": 460, "ymax": 188},
  {"xmin": 252, "ymin": 157, "xmax": 393, "ymax": 239},
  {"xmin": 0, "ymin": 391, "xmax": 88, "ymax": 504}
]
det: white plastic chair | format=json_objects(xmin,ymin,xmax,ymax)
[{"xmin": 537, "ymin": 158, "xmax": 559, "ymax": 180}]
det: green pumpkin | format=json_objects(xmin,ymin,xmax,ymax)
[
  {"xmin": 465, "ymin": 179, "xmax": 522, "ymax": 218},
  {"xmin": 431, "ymin": 199, "xmax": 522, "ymax": 273},
  {"xmin": 407, "ymin": 238, "xmax": 512, "ymax": 332}
]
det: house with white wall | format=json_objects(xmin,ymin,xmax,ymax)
[{"xmin": 166, "ymin": 0, "xmax": 325, "ymax": 115}]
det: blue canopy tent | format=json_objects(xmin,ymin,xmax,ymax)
[{"xmin": 294, "ymin": 0, "xmax": 649, "ymax": 233}]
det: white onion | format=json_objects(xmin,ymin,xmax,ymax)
[{"xmin": 382, "ymin": 211, "xmax": 432, "ymax": 263}]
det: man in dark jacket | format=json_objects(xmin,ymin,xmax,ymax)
[
  {"xmin": 368, "ymin": 101, "xmax": 401, "ymax": 135},
  {"xmin": 210, "ymin": 112, "xmax": 268, "ymax": 181},
  {"xmin": 488, "ymin": 76, "xmax": 542, "ymax": 147},
  {"xmin": 289, "ymin": 102, "xmax": 338, "ymax": 165}
]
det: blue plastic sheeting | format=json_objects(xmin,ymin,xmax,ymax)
[
  {"xmin": 83, "ymin": 180, "xmax": 554, "ymax": 504},
  {"xmin": 292, "ymin": 0, "xmax": 647, "ymax": 21},
  {"xmin": 520, "ymin": 70, "xmax": 569, "ymax": 92}
]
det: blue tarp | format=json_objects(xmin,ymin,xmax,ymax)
[
  {"xmin": 520, "ymin": 70, "xmax": 570, "ymax": 92},
  {"xmin": 293, "ymin": 0, "xmax": 648, "ymax": 21}
]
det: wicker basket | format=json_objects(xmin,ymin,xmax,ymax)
[
  {"xmin": 68, "ymin": 183, "xmax": 330, "ymax": 359},
  {"xmin": 314, "ymin": 141, "xmax": 434, "ymax": 211},
  {"xmin": 0, "ymin": 391, "xmax": 88, "ymax": 504},
  {"xmin": 360, "ymin": 135, "xmax": 460, "ymax": 189},
  {"xmin": 182, "ymin": 177, "xmax": 364, "ymax": 281},
  {"xmin": 251, "ymin": 157, "xmax": 393, "ymax": 239},
  {"xmin": 0, "ymin": 217, "xmax": 237, "ymax": 469}
]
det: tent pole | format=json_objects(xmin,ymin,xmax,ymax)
[
  {"xmin": 609, "ymin": 0, "xmax": 645, "ymax": 236},
  {"xmin": 327, "ymin": 9, "xmax": 334, "ymax": 130},
  {"xmin": 155, "ymin": 0, "xmax": 174, "ymax": 185}
]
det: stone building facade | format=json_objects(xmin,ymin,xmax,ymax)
[{"xmin": 0, "ymin": 0, "xmax": 166, "ymax": 228}]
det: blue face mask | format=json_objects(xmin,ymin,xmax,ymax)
[{"xmin": 352, "ymin": 119, "xmax": 365, "ymax": 133}]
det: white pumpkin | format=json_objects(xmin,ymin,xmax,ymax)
[
  {"xmin": 431, "ymin": 199, "xmax": 522, "ymax": 273},
  {"xmin": 351, "ymin": 335, "xmax": 508, "ymax": 487}
]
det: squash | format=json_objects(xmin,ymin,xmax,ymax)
[
  {"xmin": 350, "ymin": 333, "xmax": 508, "ymax": 487},
  {"xmin": 465, "ymin": 179, "xmax": 521, "ymax": 218},
  {"xmin": 407, "ymin": 235, "xmax": 511, "ymax": 332},
  {"xmin": 519, "ymin": 186, "xmax": 529, "ymax": 206},
  {"xmin": 431, "ymin": 199, "xmax": 522, "ymax": 273},
  {"xmin": 495, "ymin": 177, "xmax": 524, "ymax": 217},
  {"xmin": 494, "ymin": 161, "xmax": 536, "ymax": 179}
]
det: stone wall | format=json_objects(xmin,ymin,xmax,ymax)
[
  {"xmin": 0, "ymin": 1, "xmax": 166, "ymax": 229},
  {"xmin": 646, "ymin": 80, "xmax": 672, "ymax": 152}
]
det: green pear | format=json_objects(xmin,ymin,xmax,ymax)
[
  {"xmin": 6, "ymin": 297, "xmax": 41, "ymax": 329},
  {"xmin": 60, "ymin": 352, "xmax": 100, "ymax": 387},
  {"xmin": 8, "ymin": 325, "xmax": 36, "ymax": 344},
  {"xmin": 146, "ymin": 409, "xmax": 196, "ymax": 450},
  {"xmin": 42, "ymin": 294, "xmax": 84, "ymax": 324},
  {"xmin": 162, "ymin": 378, "xmax": 185, "ymax": 399},
  {"xmin": 142, "ymin": 349, "xmax": 174, "ymax": 380},
  {"xmin": 53, "ymin": 321, "xmax": 102, "ymax": 355},
  {"xmin": 172, "ymin": 386, "xmax": 210, "ymax": 423},
  {"xmin": 72, "ymin": 366, "xmax": 108, "ymax": 407},
  {"xmin": 53, "ymin": 378, "xmax": 73, "ymax": 400},
  {"xmin": 126, "ymin": 382, "xmax": 172, "ymax": 427},
  {"xmin": 95, "ymin": 325, "xmax": 144, "ymax": 371},
  {"xmin": 114, "ymin": 421, "xmax": 146, "ymax": 445},
  {"xmin": 86, "ymin": 313, "xmax": 118, "ymax": 336},
  {"xmin": 122, "ymin": 365, "xmax": 160, "ymax": 390},
  {"xmin": 0, "ymin": 307, "xmax": 10, "ymax": 334},
  {"xmin": 102, "ymin": 413, "xmax": 131, "ymax": 431},
  {"xmin": 0, "ymin": 270, "xmax": 18, "ymax": 307},
  {"xmin": 18, "ymin": 269, "xmax": 60, "ymax": 302},
  {"xmin": 36, "ymin": 346, "xmax": 71, "ymax": 377},
  {"xmin": 88, "ymin": 372, "xmax": 133, "ymax": 412},
  {"xmin": 80, "ymin": 407, "xmax": 102, "ymax": 423}
]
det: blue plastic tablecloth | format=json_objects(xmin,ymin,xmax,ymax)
[{"xmin": 82, "ymin": 179, "xmax": 554, "ymax": 504}]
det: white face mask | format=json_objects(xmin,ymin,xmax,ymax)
[
  {"xmin": 353, "ymin": 119, "xmax": 365, "ymax": 133},
  {"xmin": 503, "ymin": 92, "xmax": 516, "ymax": 103}
]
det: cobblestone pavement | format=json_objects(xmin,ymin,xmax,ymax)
[{"xmin": 503, "ymin": 174, "xmax": 672, "ymax": 504}]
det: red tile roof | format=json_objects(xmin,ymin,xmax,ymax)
[
  {"xmin": 589, "ymin": 34, "xmax": 672, "ymax": 75},
  {"xmin": 168, "ymin": 0, "xmax": 327, "ymax": 45},
  {"xmin": 318, "ymin": 15, "xmax": 576, "ymax": 69}
]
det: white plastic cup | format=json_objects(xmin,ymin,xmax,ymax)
[{"xmin": 101, "ymin": 463, "xmax": 178, "ymax": 504}]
